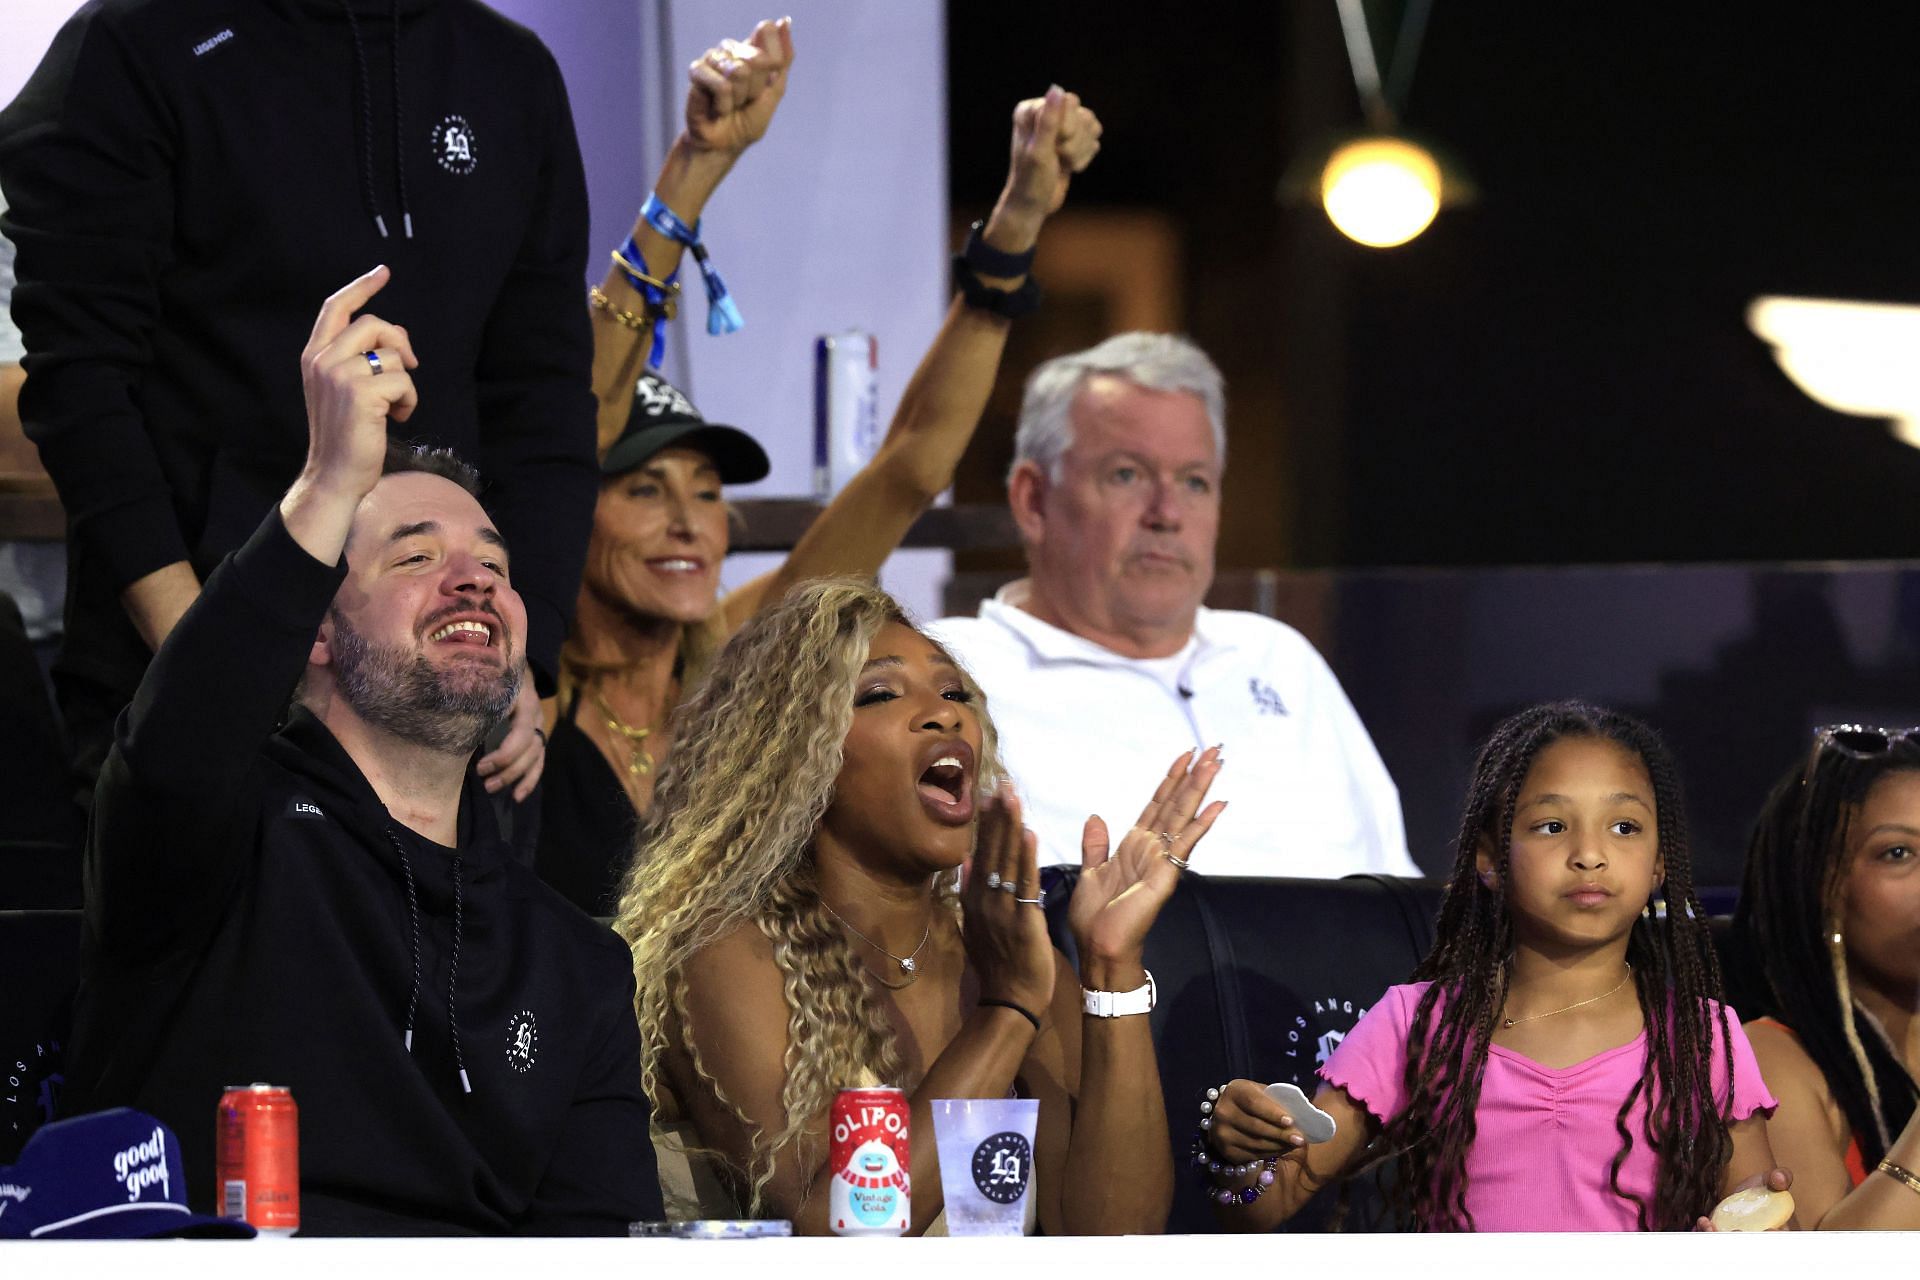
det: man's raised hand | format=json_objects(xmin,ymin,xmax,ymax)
[
  {"xmin": 298, "ymin": 264, "xmax": 419, "ymax": 504},
  {"xmin": 282, "ymin": 265, "xmax": 420, "ymax": 564}
]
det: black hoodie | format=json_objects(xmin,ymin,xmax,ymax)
[
  {"xmin": 65, "ymin": 508, "xmax": 661, "ymax": 1234},
  {"xmin": 0, "ymin": 0, "xmax": 596, "ymax": 697}
]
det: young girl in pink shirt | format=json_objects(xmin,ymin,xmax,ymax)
[{"xmin": 1207, "ymin": 702, "xmax": 1786, "ymax": 1231}]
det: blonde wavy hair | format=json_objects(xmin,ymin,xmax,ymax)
[{"xmin": 612, "ymin": 578, "xmax": 1004, "ymax": 1214}]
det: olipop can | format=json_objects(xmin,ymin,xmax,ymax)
[
  {"xmin": 828, "ymin": 1086, "xmax": 910, "ymax": 1236},
  {"xmin": 216, "ymin": 1083, "xmax": 299, "ymax": 1234}
]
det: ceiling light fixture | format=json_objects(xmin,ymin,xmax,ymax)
[{"xmin": 1291, "ymin": 0, "xmax": 1470, "ymax": 249}]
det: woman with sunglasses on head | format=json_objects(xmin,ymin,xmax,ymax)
[
  {"xmin": 538, "ymin": 17, "xmax": 1103, "ymax": 912},
  {"xmin": 614, "ymin": 580, "xmax": 1222, "ymax": 1232},
  {"xmin": 1734, "ymin": 723, "xmax": 1920, "ymax": 1228}
]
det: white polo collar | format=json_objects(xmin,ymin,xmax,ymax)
[{"xmin": 978, "ymin": 580, "xmax": 1230, "ymax": 668}]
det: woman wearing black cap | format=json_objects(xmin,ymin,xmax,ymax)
[{"xmin": 539, "ymin": 19, "xmax": 1101, "ymax": 913}]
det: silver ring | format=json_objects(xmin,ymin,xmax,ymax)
[
  {"xmin": 1161, "ymin": 851, "xmax": 1191, "ymax": 871},
  {"xmin": 984, "ymin": 871, "xmax": 1002, "ymax": 890},
  {"xmin": 1015, "ymin": 893, "xmax": 1046, "ymax": 907},
  {"xmin": 364, "ymin": 349, "xmax": 384, "ymax": 376},
  {"xmin": 994, "ymin": 880, "xmax": 1019, "ymax": 895},
  {"xmin": 1157, "ymin": 831, "xmax": 1175, "ymax": 847}
]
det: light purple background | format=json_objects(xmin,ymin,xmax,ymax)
[{"xmin": 3, "ymin": 0, "xmax": 954, "ymax": 616}]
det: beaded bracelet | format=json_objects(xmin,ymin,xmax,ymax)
[
  {"xmin": 1192, "ymin": 1083, "xmax": 1281, "ymax": 1206},
  {"xmin": 589, "ymin": 286, "xmax": 658, "ymax": 332},
  {"xmin": 1189, "ymin": 1131, "xmax": 1280, "ymax": 1205}
]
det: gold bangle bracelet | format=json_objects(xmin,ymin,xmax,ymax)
[
  {"xmin": 609, "ymin": 249, "xmax": 680, "ymax": 297},
  {"xmin": 1876, "ymin": 1158, "xmax": 1920, "ymax": 1196}
]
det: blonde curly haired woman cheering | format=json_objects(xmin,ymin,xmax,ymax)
[{"xmin": 614, "ymin": 580, "xmax": 1222, "ymax": 1234}]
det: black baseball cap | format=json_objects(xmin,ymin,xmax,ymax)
[{"xmin": 601, "ymin": 371, "xmax": 770, "ymax": 484}]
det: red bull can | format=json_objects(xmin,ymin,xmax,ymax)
[{"xmin": 216, "ymin": 1083, "xmax": 299, "ymax": 1235}]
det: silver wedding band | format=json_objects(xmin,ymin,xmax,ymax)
[
  {"xmin": 1015, "ymin": 893, "xmax": 1046, "ymax": 907},
  {"xmin": 364, "ymin": 349, "xmax": 384, "ymax": 376},
  {"xmin": 1162, "ymin": 851, "xmax": 1191, "ymax": 871}
]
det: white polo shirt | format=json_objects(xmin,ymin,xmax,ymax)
[{"xmin": 927, "ymin": 586, "xmax": 1416, "ymax": 879}]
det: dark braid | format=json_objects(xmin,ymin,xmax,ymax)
[
  {"xmin": 1733, "ymin": 738, "xmax": 1920, "ymax": 1165},
  {"xmin": 1379, "ymin": 702, "xmax": 1735, "ymax": 1230}
]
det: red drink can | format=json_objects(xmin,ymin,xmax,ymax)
[
  {"xmin": 829, "ymin": 1086, "xmax": 910, "ymax": 1236},
  {"xmin": 216, "ymin": 1083, "xmax": 299, "ymax": 1234}
]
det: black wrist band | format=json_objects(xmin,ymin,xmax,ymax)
[
  {"xmin": 952, "ymin": 254, "xmax": 1044, "ymax": 318},
  {"xmin": 962, "ymin": 218, "xmax": 1036, "ymax": 278},
  {"xmin": 978, "ymin": 998, "xmax": 1042, "ymax": 1032}
]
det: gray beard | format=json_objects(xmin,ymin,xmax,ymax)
[{"xmin": 328, "ymin": 606, "xmax": 521, "ymax": 757}]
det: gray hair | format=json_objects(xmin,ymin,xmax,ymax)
[{"xmin": 1008, "ymin": 333, "xmax": 1227, "ymax": 483}]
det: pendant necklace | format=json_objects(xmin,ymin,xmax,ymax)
[
  {"xmin": 589, "ymin": 686, "xmax": 655, "ymax": 776},
  {"xmin": 1502, "ymin": 962, "xmax": 1633, "ymax": 1028},
  {"xmin": 823, "ymin": 901, "xmax": 930, "ymax": 983}
]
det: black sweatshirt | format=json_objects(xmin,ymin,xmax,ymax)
[
  {"xmin": 0, "ymin": 0, "xmax": 596, "ymax": 690},
  {"xmin": 65, "ymin": 509, "xmax": 661, "ymax": 1235}
]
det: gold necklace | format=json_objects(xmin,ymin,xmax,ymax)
[
  {"xmin": 589, "ymin": 686, "xmax": 655, "ymax": 776},
  {"xmin": 1502, "ymin": 962, "xmax": 1633, "ymax": 1028}
]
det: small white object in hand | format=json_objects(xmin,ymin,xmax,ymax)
[{"xmin": 1264, "ymin": 1081, "xmax": 1337, "ymax": 1144}]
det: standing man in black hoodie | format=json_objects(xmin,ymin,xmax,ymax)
[
  {"xmin": 0, "ymin": 0, "xmax": 589, "ymax": 802},
  {"xmin": 65, "ymin": 266, "xmax": 661, "ymax": 1234}
]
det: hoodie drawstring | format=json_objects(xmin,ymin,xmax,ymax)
[
  {"xmin": 341, "ymin": 0, "xmax": 413, "ymax": 239},
  {"xmin": 388, "ymin": 828, "xmax": 467, "ymax": 1093},
  {"xmin": 449, "ymin": 853, "xmax": 470, "ymax": 1094},
  {"xmin": 391, "ymin": 829, "xmax": 423, "ymax": 1051},
  {"xmin": 387, "ymin": 0, "xmax": 414, "ymax": 239}
]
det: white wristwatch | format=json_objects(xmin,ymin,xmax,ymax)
[{"xmin": 1082, "ymin": 969, "xmax": 1156, "ymax": 1018}]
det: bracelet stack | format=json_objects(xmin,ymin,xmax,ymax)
[
  {"xmin": 1190, "ymin": 1083, "xmax": 1280, "ymax": 1206},
  {"xmin": 602, "ymin": 239, "xmax": 683, "ymax": 369}
]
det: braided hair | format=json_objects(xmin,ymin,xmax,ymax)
[
  {"xmin": 1733, "ymin": 734, "xmax": 1920, "ymax": 1164},
  {"xmin": 1378, "ymin": 701, "xmax": 1735, "ymax": 1230}
]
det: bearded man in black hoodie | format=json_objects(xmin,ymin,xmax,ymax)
[
  {"xmin": 0, "ymin": 0, "xmax": 585, "ymax": 803},
  {"xmin": 65, "ymin": 267, "xmax": 661, "ymax": 1235}
]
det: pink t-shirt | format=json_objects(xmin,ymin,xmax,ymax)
[{"xmin": 1319, "ymin": 981, "xmax": 1776, "ymax": 1231}]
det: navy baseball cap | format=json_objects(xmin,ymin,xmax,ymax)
[
  {"xmin": 601, "ymin": 371, "xmax": 769, "ymax": 484},
  {"xmin": 0, "ymin": 1109, "xmax": 255, "ymax": 1239}
]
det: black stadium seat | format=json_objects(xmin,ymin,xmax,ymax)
[{"xmin": 0, "ymin": 908, "xmax": 80, "ymax": 1161}]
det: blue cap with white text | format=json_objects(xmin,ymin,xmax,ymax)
[{"xmin": 0, "ymin": 1108, "xmax": 255, "ymax": 1239}]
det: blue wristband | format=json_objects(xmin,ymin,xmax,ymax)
[{"xmin": 640, "ymin": 192, "xmax": 744, "ymax": 337}]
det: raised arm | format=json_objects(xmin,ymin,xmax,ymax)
[
  {"xmin": 723, "ymin": 86, "xmax": 1101, "ymax": 630},
  {"xmin": 591, "ymin": 18, "xmax": 795, "ymax": 449},
  {"xmin": 671, "ymin": 787, "xmax": 1057, "ymax": 1235},
  {"xmin": 88, "ymin": 268, "xmax": 415, "ymax": 956},
  {"xmin": 1036, "ymin": 749, "xmax": 1224, "ymax": 1234}
]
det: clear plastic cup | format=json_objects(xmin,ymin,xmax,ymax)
[{"xmin": 931, "ymin": 1098, "xmax": 1040, "ymax": 1236}]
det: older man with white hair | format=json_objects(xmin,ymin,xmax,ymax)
[{"xmin": 929, "ymin": 333, "xmax": 1414, "ymax": 878}]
